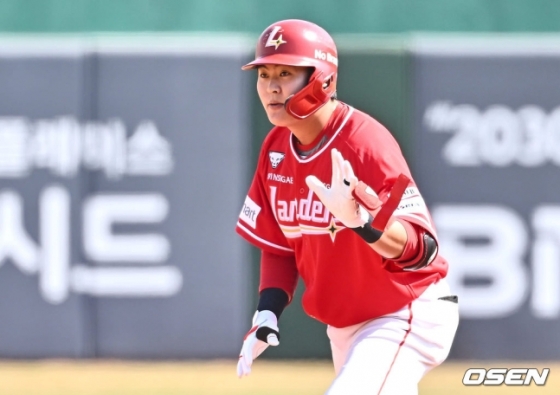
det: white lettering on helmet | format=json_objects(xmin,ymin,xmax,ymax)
[{"xmin": 314, "ymin": 49, "xmax": 338, "ymax": 66}]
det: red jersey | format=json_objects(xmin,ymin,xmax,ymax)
[{"xmin": 236, "ymin": 102, "xmax": 447, "ymax": 328}]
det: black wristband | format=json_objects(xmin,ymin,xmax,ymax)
[
  {"xmin": 257, "ymin": 288, "xmax": 289, "ymax": 319},
  {"xmin": 351, "ymin": 213, "xmax": 383, "ymax": 243}
]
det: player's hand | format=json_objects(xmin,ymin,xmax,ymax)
[
  {"xmin": 237, "ymin": 310, "xmax": 280, "ymax": 378},
  {"xmin": 306, "ymin": 148, "xmax": 369, "ymax": 228}
]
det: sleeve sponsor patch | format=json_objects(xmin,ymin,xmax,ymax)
[
  {"xmin": 393, "ymin": 186, "xmax": 437, "ymax": 234},
  {"xmin": 239, "ymin": 196, "xmax": 261, "ymax": 229},
  {"xmin": 395, "ymin": 187, "xmax": 428, "ymax": 215}
]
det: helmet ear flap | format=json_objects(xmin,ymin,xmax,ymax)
[{"xmin": 284, "ymin": 72, "xmax": 336, "ymax": 119}]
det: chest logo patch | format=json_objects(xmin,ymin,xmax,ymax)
[{"xmin": 269, "ymin": 151, "xmax": 285, "ymax": 169}]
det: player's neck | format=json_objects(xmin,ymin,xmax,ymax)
[{"xmin": 289, "ymin": 100, "xmax": 339, "ymax": 145}]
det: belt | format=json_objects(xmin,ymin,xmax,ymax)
[{"xmin": 438, "ymin": 295, "xmax": 458, "ymax": 304}]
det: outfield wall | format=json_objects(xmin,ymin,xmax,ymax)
[
  {"xmin": 0, "ymin": 36, "xmax": 253, "ymax": 358},
  {"xmin": 0, "ymin": 34, "xmax": 559, "ymax": 360},
  {"xmin": 411, "ymin": 36, "xmax": 560, "ymax": 359}
]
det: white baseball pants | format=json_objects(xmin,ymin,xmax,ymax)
[{"xmin": 325, "ymin": 279, "xmax": 459, "ymax": 395}]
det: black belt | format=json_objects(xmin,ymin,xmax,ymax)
[{"xmin": 438, "ymin": 295, "xmax": 458, "ymax": 304}]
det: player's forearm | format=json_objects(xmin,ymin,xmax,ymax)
[{"xmin": 365, "ymin": 219, "xmax": 407, "ymax": 259}]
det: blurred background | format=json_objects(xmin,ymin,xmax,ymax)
[{"xmin": 0, "ymin": 0, "xmax": 560, "ymax": 393}]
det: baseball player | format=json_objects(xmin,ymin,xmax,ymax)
[{"xmin": 235, "ymin": 19, "xmax": 459, "ymax": 394}]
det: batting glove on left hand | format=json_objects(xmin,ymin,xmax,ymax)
[
  {"xmin": 237, "ymin": 310, "xmax": 280, "ymax": 378},
  {"xmin": 306, "ymin": 148, "xmax": 369, "ymax": 229}
]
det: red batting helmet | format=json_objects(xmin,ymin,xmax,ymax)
[{"xmin": 242, "ymin": 19, "xmax": 338, "ymax": 119}]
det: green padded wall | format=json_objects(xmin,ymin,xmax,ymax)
[{"xmin": 1, "ymin": 0, "xmax": 559, "ymax": 33}]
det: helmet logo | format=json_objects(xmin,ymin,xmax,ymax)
[{"xmin": 265, "ymin": 26, "xmax": 287, "ymax": 50}]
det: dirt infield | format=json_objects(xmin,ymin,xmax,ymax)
[{"xmin": 0, "ymin": 360, "xmax": 556, "ymax": 395}]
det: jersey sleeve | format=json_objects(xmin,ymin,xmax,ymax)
[
  {"xmin": 349, "ymin": 123, "xmax": 439, "ymax": 240},
  {"xmin": 236, "ymin": 147, "xmax": 294, "ymax": 256}
]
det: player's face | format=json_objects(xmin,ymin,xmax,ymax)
[{"xmin": 256, "ymin": 64, "xmax": 310, "ymax": 126}]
